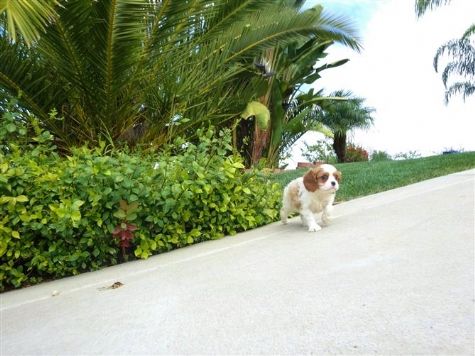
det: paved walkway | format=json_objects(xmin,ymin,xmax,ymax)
[{"xmin": 1, "ymin": 170, "xmax": 474, "ymax": 355}]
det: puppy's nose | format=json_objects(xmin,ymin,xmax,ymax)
[{"xmin": 331, "ymin": 181, "xmax": 336, "ymax": 187}]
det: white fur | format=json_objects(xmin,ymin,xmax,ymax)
[{"xmin": 280, "ymin": 164, "xmax": 340, "ymax": 232}]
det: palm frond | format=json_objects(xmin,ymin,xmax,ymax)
[
  {"xmin": 445, "ymin": 81, "xmax": 475, "ymax": 103},
  {"xmin": 434, "ymin": 38, "xmax": 475, "ymax": 73},
  {"xmin": 91, "ymin": 0, "xmax": 149, "ymax": 109},
  {"xmin": 144, "ymin": 0, "xmax": 215, "ymax": 59},
  {"xmin": 415, "ymin": 0, "xmax": 452, "ymax": 17},
  {"xmin": 37, "ymin": 1, "xmax": 95, "ymax": 101},
  {"xmin": 312, "ymin": 6, "xmax": 361, "ymax": 52},
  {"xmin": 0, "ymin": 0, "xmax": 59, "ymax": 45},
  {"xmin": 0, "ymin": 37, "xmax": 50, "ymax": 120},
  {"xmin": 224, "ymin": 4, "xmax": 360, "ymax": 63},
  {"xmin": 462, "ymin": 23, "xmax": 475, "ymax": 39},
  {"xmin": 202, "ymin": 0, "xmax": 271, "ymax": 40}
]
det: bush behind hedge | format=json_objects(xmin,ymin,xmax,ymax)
[
  {"xmin": 345, "ymin": 144, "xmax": 369, "ymax": 162},
  {"xmin": 0, "ymin": 118, "xmax": 281, "ymax": 291}
]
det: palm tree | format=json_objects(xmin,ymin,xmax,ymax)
[
  {"xmin": 317, "ymin": 90, "xmax": 375, "ymax": 163},
  {"xmin": 1, "ymin": 0, "xmax": 356, "ymax": 150},
  {"xmin": 415, "ymin": 0, "xmax": 474, "ymax": 103},
  {"xmin": 236, "ymin": 1, "xmax": 361, "ymax": 167},
  {"xmin": 434, "ymin": 25, "xmax": 475, "ymax": 103}
]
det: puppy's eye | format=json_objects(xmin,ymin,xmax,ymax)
[{"xmin": 318, "ymin": 174, "xmax": 329, "ymax": 182}]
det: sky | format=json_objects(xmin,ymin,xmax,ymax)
[{"xmin": 285, "ymin": 0, "xmax": 475, "ymax": 168}]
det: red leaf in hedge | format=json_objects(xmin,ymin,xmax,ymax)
[
  {"xmin": 121, "ymin": 230, "xmax": 133, "ymax": 241},
  {"xmin": 126, "ymin": 224, "xmax": 138, "ymax": 232}
]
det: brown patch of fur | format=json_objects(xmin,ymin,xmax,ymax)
[
  {"xmin": 303, "ymin": 167, "xmax": 323, "ymax": 192},
  {"xmin": 334, "ymin": 170, "xmax": 342, "ymax": 182},
  {"xmin": 288, "ymin": 183, "xmax": 301, "ymax": 209}
]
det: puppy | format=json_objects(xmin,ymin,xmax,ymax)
[{"xmin": 280, "ymin": 164, "xmax": 341, "ymax": 232}]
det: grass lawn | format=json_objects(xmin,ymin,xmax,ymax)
[{"xmin": 270, "ymin": 151, "xmax": 475, "ymax": 202}]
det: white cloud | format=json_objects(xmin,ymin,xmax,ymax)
[{"xmin": 285, "ymin": 0, "xmax": 475, "ymax": 168}]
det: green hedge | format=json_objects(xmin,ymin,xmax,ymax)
[{"xmin": 0, "ymin": 114, "xmax": 281, "ymax": 291}]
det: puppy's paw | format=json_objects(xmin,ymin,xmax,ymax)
[
  {"xmin": 308, "ymin": 224, "xmax": 322, "ymax": 232},
  {"xmin": 280, "ymin": 209, "xmax": 288, "ymax": 225}
]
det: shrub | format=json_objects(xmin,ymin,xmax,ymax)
[
  {"xmin": 345, "ymin": 144, "xmax": 369, "ymax": 162},
  {"xmin": 0, "ymin": 114, "xmax": 281, "ymax": 291},
  {"xmin": 371, "ymin": 150, "xmax": 392, "ymax": 161},
  {"xmin": 442, "ymin": 147, "xmax": 463, "ymax": 155},
  {"xmin": 301, "ymin": 139, "xmax": 337, "ymax": 164}
]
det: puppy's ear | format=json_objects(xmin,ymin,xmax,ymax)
[
  {"xmin": 303, "ymin": 169, "xmax": 319, "ymax": 192},
  {"xmin": 334, "ymin": 170, "xmax": 342, "ymax": 182}
]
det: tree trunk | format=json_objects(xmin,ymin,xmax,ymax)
[
  {"xmin": 333, "ymin": 132, "xmax": 347, "ymax": 163},
  {"xmin": 250, "ymin": 124, "xmax": 269, "ymax": 166},
  {"xmin": 235, "ymin": 118, "xmax": 254, "ymax": 167},
  {"xmin": 235, "ymin": 117, "xmax": 270, "ymax": 167}
]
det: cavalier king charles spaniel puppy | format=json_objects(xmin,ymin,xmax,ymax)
[{"xmin": 280, "ymin": 164, "xmax": 342, "ymax": 232}]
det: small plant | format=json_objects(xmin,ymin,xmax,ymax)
[
  {"xmin": 394, "ymin": 150, "xmax": 421, "ymax": 160},
  {"xmin": 112, "ymin": 200, "xmax": 139, "ymax": 261},
  {"xmin": 371, "ymin": 150, "xmax": 392, "ymax": 161},
  {"xmin": 345, "ymin": 144, "xmax": 368, "ymax": 162}
]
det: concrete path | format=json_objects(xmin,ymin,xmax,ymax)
[{"xmin": 1, "ymin": 170, "xmax": 474, "ymax": 355}]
